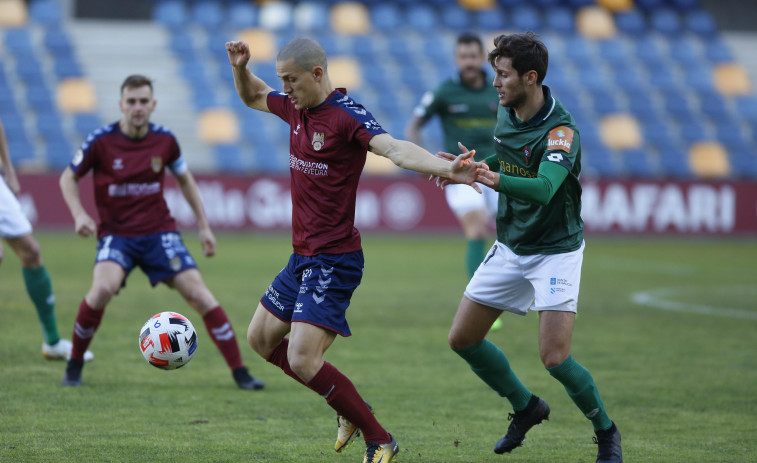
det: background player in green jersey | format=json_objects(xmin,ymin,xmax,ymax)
[
  {"xmin": 442, "ymin": 32, "xmax": 623, "ymax": 463},
  {"xmin": 406, "ymin": 32, "xmax": 502, "ymax": 331}
]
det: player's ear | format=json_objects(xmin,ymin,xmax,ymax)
[
  {"xmin": 525, "ymin": 70, "xmax": 538, "ymax": 86},
  {"xmin": 312, "ymin": 66, "xmax": 324, "ymax": 82}
]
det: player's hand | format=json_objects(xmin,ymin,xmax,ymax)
[
  {"xmin": 74, "ymin": 213, "xmax": 96, "ymax": 238},
  {"xmin": 449, "ymin": 142, "xmax": 483, "ymax": 194},
  {"xmin": 476, "ymin": 167, "xmax": 499, "ymax": 189},
  {"xmin": 428, "ymin": 152, "xmax": 457, "ymax": 188},
  {"xmin": 198, "ymin": 227, "xmax": 216, "ymax": 257},
  {"xmin": 226, "ymin": 41, "xmax": 251, "ymax": 68}
]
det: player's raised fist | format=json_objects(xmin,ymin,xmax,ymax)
[{"xmin": 226, "ymin": 41, "xmax": 251, "ymax": 67}]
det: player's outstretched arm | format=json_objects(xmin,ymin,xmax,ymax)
[
  {"xmin": 59, "ymin": 167, "xmax": 96, "ymax": 237},
  {"xmin": 175, "ymin": 170, "xmax": 216, "ymax": 257},
  {"xmin": 369, "ymin": 133, "xmax": 482, "ymax": 193},
  {"xmin": 226, "ymin": 41, "xmax": 275, "ymax": 113}
]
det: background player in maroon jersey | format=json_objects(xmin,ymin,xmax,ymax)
[
  {"xmin": 58, "ymin": 75, "xmax": 264, "ymax": 390},
  {"xmin": 226, "ymin": 37, "xmax": 482, "ymax": 463}
]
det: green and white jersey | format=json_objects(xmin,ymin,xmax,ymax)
[
  {"xmin": 493, "ymin": 86, "xmax": 583, "ymax": 255},
  {"xmin": 413, "ymin": 71, "xmax": 499, "ymax": 161}
]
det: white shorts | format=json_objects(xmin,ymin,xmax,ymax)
[
  {"xmin": 0, "ymin": 175, "xmax": 32, "ymax": 238},
  {"xmin": 464, "ymin": 240, "xmax": 584, "ymax": 315},
  {"xmin": 445, "ymin": 183, "xmax": 498, "ymax": 219}
]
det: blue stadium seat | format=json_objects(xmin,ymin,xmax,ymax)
[
  {"xmin": 511, "ymin": 6, "xmax": 541, "ymax": 32},
  {"xmin": 598, "ymin": 39, "xmax": 631, "ymax": 67},
  {"xmin": 663, "ymin": 90, "xmax": 693, "ymax": 118},
  {"xmin": 620, "ymin": 148, "xmax": 657, "ymax": 177},
  {"xmin": 3, "ymin": 28, "xmax": 35, "ymax": 56},
  {"xmin": 615, "ymin": 10, "xmax": 646, "ymax": 35},
  {"xmin": 192, "ymin": 1, "xmax": 224, "ymax": 30},
  {"xmin": 627, "ymin": 93, "xmax": 656, "ymax": 116},
  {"xmin": 678, "ymin": 119, "xmax": 709, "ymax": 142},
  {"xmin": 669, "ymin": 0, "xmax": 701, "ymax": 11},
  {"xmin": 152, "ymin": 0, "xmax": 189, "ymax": 30},
  {"xmin": 387, "ymin": 36, "xmax": 413, "ymax": 64},
  {"xmin": 591, "ymin": 90, "xmax": 621, "ymax": 115},
  {"xmin": 43, "ymin": 28, "xmax": 74, "ymax": 57},
  {"xmin": 36, "ymin": 112, "xmax": 65, "ymax": 139},
  {"xmin": 73, "ymin": 113, "xmax": 102, "ymax": 139},
  {"xmin": 648, "ymin": 67, "xmax": 678, "ymax": 92},
  {"xmin": 45, "ymin": 142, "xmax": 74, "ymax": 169},
  {"xmin": 227, "ymin": 2, "xmax": 258, "ymax": 30},
  {"xmin": 685, "ymin": 9, "xmax": 717, "ymax": 37},
  {"xmin": 370, "ymin": 4, "xmax": 402, "ymax": 30},
  {"xmin": 650, "ymin": 9, "xmax": 683, "ymax": 36},
  {"xmin": 642, "ymin": 116, "xmax": 678, "ymax": 146},
  {"xmin": 544, "ymin": 7, "xmax": 574, "ymax": 34},
  {"xmin": 293, "ymin": 2, "xmax": 329, "ymax": 32},
  {"xmin": 614, "ymin": 68, "xmax": 646, "ymax": 95},
  {"xmin": 734, "ymin": 96, "xmax": 757, "ymax": 124},
  {"xmin": 25, "ymin": 86, "xmax": 57, "ymax": 112},
  {"xmin": 566, "ymin": 0, "xmax": 594, "ymax": 8},
  {"xmin": 704, "ymin": 38, "xmax": 734, "ymax": 64},
  {"xmin": 29, "ymin": 0, "xmax": 62, "ymax": 27},
  {"xmin": 564, "ymin": 36, "xmax": 594, "ymax": 66},
  {"xmin": 8, "ymin": 140, "xmax": 37, "ymax": 163},
  {"xmin": 2, "ymin": 114, "xmax": 27, "ymax": 140},
  {"xmin": 669, "ymin": 37, "xmax": 701, "ymax": 67},
  {"xmin": 169, "ymin": 30, "xmax": 196, "ymax": 56},
  {"xmin": 440, "ymin": 4, "xmax": 470, "ymax": 30},
  {"xmin": 657, "ymin": 147, "xmax": 692, "ymax": 178},
  {"xmin": 728, "ymin": 146, "xmax": 757, "ymax": 178},
  {"xmin": 214, "ymin": 144, "xmax": 245, "ymax": 172},
  {"xmin": 53, "ymin": 56, "xmax": 84, "ymax": 80},
  {"xmin": 406, "ymin": 4, "xmax": 437, "ymax": 32},
  {"xmin": 635, "ymin": 36, "xmax": 666, "ymax": 68},
  {"xmin": 473, "ymin": 8, "xmax": 507, "ymax": 31},
  {"xmin": 635, "ymin": 0, "xmax": 666, "ymax": 10},
  {"xmin": 350, "ymin": 34, "xmax": 380, "ymax": 62}
]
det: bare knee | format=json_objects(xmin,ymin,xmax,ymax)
[
  {"xmin": 540, "ymin": 350, "xmax": 569, "ymax": 369},
  {"xmin": 448, "ymin": 328, "xmax": 481, "ymax": 351},
  {"xmin": 11, "ymin": 237, "xmax": 42, "ymax": 268},
  {"xmin": 287, "ymin": 350, "xmax": 321, "ymax": 381},
  {"xmin": 85, "ymin": 281, "xmax": 119, "ymax": 309}
]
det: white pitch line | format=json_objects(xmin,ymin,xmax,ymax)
[{"xmin": 631, "ymin": 286, "xmax": 757, "ymax": 321}]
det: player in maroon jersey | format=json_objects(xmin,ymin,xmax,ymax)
[
  {"xmin": 58, "ymin": 75, "xmax": 264, "ymax": 390},
  {"xmin": 226, "ymin": 38, "xmax": 482, "ymax": 462}
]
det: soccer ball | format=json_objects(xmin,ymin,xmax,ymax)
[{"xmin": 138, "ymin": 311, "xmax": 198, "ymax": 370}]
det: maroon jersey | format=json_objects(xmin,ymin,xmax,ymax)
[
  {"xmin": 70, "ymin": 122, "xmax": 187, "ymax": 238},
  {"xmin": 267, "ymin": 88, "xmax": 386, "ymax": 256}
]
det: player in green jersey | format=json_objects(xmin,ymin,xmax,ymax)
[
  {"xmin": 406, "ymin": 32, "xmax": 502, "ymax": 331},
  {"xmin": 443, "ymin": 32, "xmax": 623, "ymax": 463}
]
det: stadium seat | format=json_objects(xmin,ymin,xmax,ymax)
[
  {"xmin": 704, "ymin": 38, "xmax": 733, "ymax": 63},
  {"xmin": 713, "ymin": 63, "xmax": 752, "ymax": 97},
  {"xmin": 3, "ymin": 28, "xmax": 33, "ymax": 56},
  {"xmin": 511, "ymin": 6, "xmax": 541, "ymax": 32},
  {"xmin": 614, "ymin": 9, "xmax": 646, "ymax": 35},
  {"xmin": 564, "ymin": 36, "xmax": 594, "ymax": 66},
  {"xmin": 458, "ymin": 0, "xmax": 496, "ymax": 9},
  {"xmin": 36, "ymin": 113, "xmax": 67, "ymax": 143},
  {"xmin": 236, "ymin": 29, "xmax": 276, "ymax": 62},
  {"xmin": 600, "ymin": 114, "xmax": 642, "ymax": 150},
  {"xmin": 330, "ymin": 2, "xmax": 369, "ymax": 35},
  {"xmin": 440, "ymin": 4, "xmax": 471, "ymax": 29},
  {"xmin": 370, "ymin": 4, "xmax": 402, "ymax": 30},
  {"xmin": 405, "ymin": 4, "xmax": 437, "ymax": 32},
  {"xmin": 213, "ymin": 144, "xmax": 245, "ymax": 172},
  {"xmin": 685, "ymin": 9, "xmax": 717, "ymax": 37},
  {"xmin": 620, "ymin": 148, "xmax": 657, "ymax": 177},
  {"xmin": 57, "ymin": 78, "xmax": 97, "ymax": 113},
  {"xmin": 72, "ymin": 113, "xmax": 102, "ymax": 139},
  {"xmin": 657, "ymin": 147, "xmax": 692, "ymax": 178},
  {"xmin": 227, "ymin": 2, "xmax": 258, "ymax": 30},
  {"xmin": 649, "ymin": 67, "xmax": 678, "ymax": 92},
  {"xmin": 544, "ymin": 7, "xmax": 574, "ymax": 34},
  {"xmin": 734, "ymin": 96, "xmax": 757, "ymax": 124},
  {"xmin": 688, "ymin": 141, "xmax": 730, "ymax": 178},
  {"xmin": 43, "ymin": 27, "xmax": 74, "ymax": 57},
  {"xmin": 0, "ymin": 0, "xmax": 27, "ymax": 27},
  {"xmin": 53, "ymin": 56, "xmax": 84, "ymax": 80},
  {"xmin": 598, "ymin": 38, "xmax": 631, "ymax": 66},
  {"xmin": 198, "ymin": 108, "xmax": 240, "ymax": 144},
  {"xmin": 473, "ymin": 8, "xmax": 507, "ymax": 30},
  {"xmin": 45, "ymin": 143, "xmax": 74, "ymax": 169},
  {"xmin": 634, "ymin": 0, "xmax": 666, "ymax": 10},
  {"xmin": 592, "ymin": 90, "xmax": 622, "ymax": 115},
  {"xmin": 192, "ymin": 1, "xmax": 224, "ymax": 30},
  {"xmin": 650, "ymin": 9, "xmax": 682, "ymax": 36},
  {"xmin": 698, "ymin": 91, "xmax": 731, "ymax": 120},
  {"xmin": 669, "ymin": 37, "xmax": 701, "ymax": 67},
  {"xmin": 328, "ymin": 57, "xmax": 362, "ymax": 90},
  {"xmin": 258, "ymin": 1, "xmax": 293, "ymax": 31},
  {"xmin": 29, "ymin": 0, "xmax": 62, "ymax": 27},
  {"xmin": 151, "ymin": 0, "xmax": 188, "ymax": 30},
  {"xmin": 669, "ymin": 0, "xmax": 701, "ymax": 11},
  {"xmin": 678, "ymin": 119, "xmax": 709, "ymax": 142}
]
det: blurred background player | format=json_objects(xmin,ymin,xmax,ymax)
[
  {"xmin": 58, "ymin": 75, "xmax": 264, "ymax": 391},
  {"xmin": 0, "ymin": 118, "xmax": 93, "ymax": 363},
  {"xmin": 445, "ymin": 33, "xmax": 622, "ymax": 462},
  {"xmin": 226, "ymin": 37, "xmax": 481, "ymax": 463},
  {"xmin": 405, "ymin": 33, "xmax": 502, "ymax": 331}
]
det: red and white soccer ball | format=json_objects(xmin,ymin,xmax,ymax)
[{"xmin": 139, "ymin": 311, "xmax": 198, "ymax": 370}]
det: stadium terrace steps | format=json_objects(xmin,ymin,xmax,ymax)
[{"xmin": 68, "ymin": 20, "xmax": 212, "ymax": 170}]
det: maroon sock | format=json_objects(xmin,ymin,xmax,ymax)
[
  {"xmin": 307, "ymin": 362, "xmax": 391, "ymax": 444},
  {"xmin": 71, "ymin": 299, "xmax": 104, "ymax": 361},
  {"xmin": 202, "ymin": 306, "xmax": 244, "ymax": 370},
  {"xmin": 265, "ymin": 338, "xmax": 306, "ymax": 385}
]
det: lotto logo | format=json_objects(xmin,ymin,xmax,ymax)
[{"xmin": 547, "ymin": 152, "xmax": 564, "ymax": 162}]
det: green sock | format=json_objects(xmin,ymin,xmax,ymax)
[
  {"xmin": 453, "ymin": 340, "xmax": 532, "ymax": 411},
  {"xmin": 22, "ymin": 266, "xmax": 60, "ymax": 345},
  {"xmin": 465, "ymin": 239, "xmax": 486, "ymax": 278},
  {"xmin": 547, "ymin": 355, "xmax": 613, "ymax": 431}
]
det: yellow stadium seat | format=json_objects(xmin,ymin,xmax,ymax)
[
  {"xmin": 713, "ymin": 63, "xmax": 752, "ymax": 97},
  {"xmin": 57, "ymin": 78, "xmax": 97, "ymax": 113},
  {"xmin": 330, "ymin": 2, "xmax": 371, "ymax": 35},
  {"xmin": 599, "ymin": 114, "xmax": 642, "ymax": 150},
  {"xmin": 597, "ymin": 0, "xmax": 634, "ymax": 13},
  {"xmin": 688, "ymin": 141, "xmax": 730, "ymax": 178},
  {"xmin": 197, "ymin": 108, "xmax": 240, "ymax": 145},
  {"xmin": 458, "ymin": 0, "xmax": 496, "ymax": 10},
  {"xmin": 365, "ymin": 151, "xmax": 401, "ymax": 175},
  {"xmin": 328, "ymin": 57, "xmax": 362, "ymax": 90},
  {"xmin": 236, "ymin": 29, "xmax": 276, "ymax": 63},
  {"xmin": 576, "ymin": 6, "xmax": 617, "ymax": 39},
  {"xmin": 0, "ymin": 0, "xmax": 28, "ymax": 27}
]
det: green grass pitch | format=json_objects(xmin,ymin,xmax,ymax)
[{"xmin": 1, "ymin": 232, "xmax": 755, "ymax": 462}]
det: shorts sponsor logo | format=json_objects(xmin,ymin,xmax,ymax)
[
  {"xmin": 294, "ymin": 302, "xmax": 303, "ymax": 313},
  {"xmin": 265, "ymin": 285, "xmax": 286, "ymax": 312},
  {"xmin": 547, "ymin": 126, "xmax": 574, "ymax": 153}
]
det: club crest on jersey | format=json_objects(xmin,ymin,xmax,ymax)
[
  {"xmin": 523, "ymin": 146, "xmax": 531, "ymax": 162},
  {"xmin": 151, "ymin": 157, "xmax": 162, "ymax": 173},
  {"xmin": 312, "ymin": 132, "xmax": 325, "ymax": 151}
]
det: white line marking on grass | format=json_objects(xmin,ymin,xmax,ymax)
[{"xmin": 631, "ymin": 286, "xmax": 757, "ymax": 321}]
